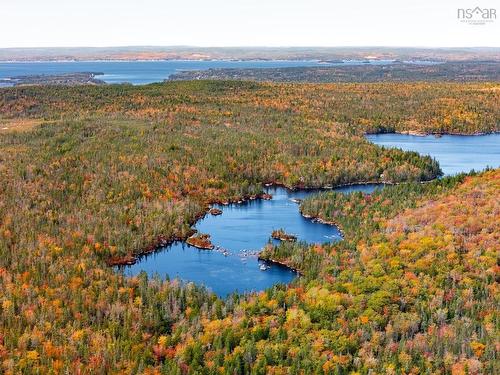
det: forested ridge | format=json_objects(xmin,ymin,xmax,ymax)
[
  {"xmin": 257, "ymin": 170, "xmax": 499, "ymax": 374},
  {"xmin": 1, "ymin": 81, "xmax": 499, "ymax": 134},
  {"xmin": 168, "ymin": 62, "xmax": 500, "ymax": 83},
  {"xmin": 0, "ymin": 81, "xmax": 498, "ymax": 373}
]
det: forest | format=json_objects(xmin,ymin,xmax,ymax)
[
  {"xmin": 168, "ymin": 62, "xmax": 500, "ymax": 83},
  {"xmin": 1, "ymin": 80, "xmax": 499, "ymax": 135},
  {"xmin": 0, "ymin": 80, "xmax": 498, "ymax": 373}
]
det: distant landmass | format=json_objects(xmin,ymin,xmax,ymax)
[
  {"xmin": 168, "ymin": 61, "xmax": 500, "ymax": 83},
  {"xmin": 0, "ymin": 72, "xmax": 105, "ymax": 87},
  {"xmin": 1, "ymin": 46, "xmax": 499, "ymax": 62},
  {"xmin": 2, "ymin": 61, "xmax": 498, "ymax": 87}
]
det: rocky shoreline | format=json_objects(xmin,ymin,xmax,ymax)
[
  {"xmin": 257, "ymin": 256, "xmax": 303, "ymax": 275},
  {"xmin": 108, "ymin": 173, "xmax": 438, "ymax": 268},
  {"xmin": 368, "ymin": 130, "xmax": 500, "ymax": 137},
  {"xmin": 300, "ymin": 212, "xmax": 345, "ymax": 237},
  {"xmin": 108, "ymin": 180, "xmax": 386, "ymax": 267},
  {"xmin": 107, "ymin": 232, "xmax": 193, "ymax": 266},
  {"xmin": 107, "ymin": 191, "xmax": 276, "ymax": 266}
]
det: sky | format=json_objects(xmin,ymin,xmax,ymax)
[{"xmin": 1, "ymin": 0, "xmax": 499, "ymax": 47}]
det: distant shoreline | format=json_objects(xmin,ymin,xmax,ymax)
[
  {"xmin": 0, "ymin": 72, "xmax": 105, "ymax": 87},
  {"xmin": 1, "ymin": 46, "xmax": 499, "ymax": 64},
  {"xmin": 0, "ymin": 58, "xmax": 321, "ymax": 63},
  {"xmin": 1, "ymin": 61, "xmax": 499, "ymax": 87},
  {"xmin": 0, "ymin": 58, "xmax": 426, "ymax": 63}
]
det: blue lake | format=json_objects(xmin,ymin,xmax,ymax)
[
  {"xmin": 125, "ymin": 184, "xmax": 381, "ymax": 296},
  {"xmin": 126, "ymin": 133, "xmax": 499, "ymax": 296},
  {"xmin": 1, "ymin": 59, "xmax": 401, "ymax": 86},
  {"xmin": 1, "ymin": 61, "xmax": 496, "ymax": 296},
  {"xmin": 366, "ymin": 133, "xmax": 500, "ymax": 175}
]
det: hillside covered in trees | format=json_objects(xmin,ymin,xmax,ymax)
[
  {"xmin": 1, "ymin": 81, "xmax": 499, "ymax": 135},
  {"xmin": 0, "ymin": 80, "xmax": 498, "ymax": 373},
  {"xmin": 168, "ymin": 62, "xmax": 500, "ymax": 83}
]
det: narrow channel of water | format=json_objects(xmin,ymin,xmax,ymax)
[{"xmin": 366, "ymin": 133, "xmax": 500, "ymax": 175}]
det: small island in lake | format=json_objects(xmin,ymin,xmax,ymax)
[
  {"xmin": 271, "ymin": 229, "xmax": 297, "ymax": 242},
  {"xmin": 209, "ymin": 208, "xmax": 223, "ymax": 216},
  {"xmin": 186, "ymin": 233, "xmax": 214, "ymax": 250}
]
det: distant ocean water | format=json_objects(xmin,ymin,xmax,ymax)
[{"xmin": 0, "ymin": 59, "xmax": 427, "ymax": 86}]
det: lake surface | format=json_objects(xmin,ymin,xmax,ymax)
[
  {"xmin": 366, "ymin": 133, "xmax": 500, "ymax": 175},
  {"xmin": 127, "ymin": 133, "xmax": 499, "ymax": 296},
  {"xmin": 125, "ymin": 184, "xmax": 381, "ymax": 296},
  {"xmin": 1, "ymin": 59, "xmax": 410, "ymax": 86}
]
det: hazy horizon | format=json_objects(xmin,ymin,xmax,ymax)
[
  {"xmin": 2, "ymin": 0, "xmax": 499, "ymax": 48},
  {"xmin": 2, "ymin": 46, "xmax": 499, "ymax": 49}
]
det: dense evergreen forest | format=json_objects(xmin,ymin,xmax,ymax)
[
  {"xmin": 0, "ymin": 80, "xmax": 498, "ymax": 373},
  {"xmin": 168, "ymin": 62, "xmax": 500, "ymax": 83},
  {"xmin": 1, "ymin": 81, "xmax": 499, "ymax": 134}
]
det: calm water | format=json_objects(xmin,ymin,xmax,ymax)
[
  {"xmin": 126, "ymin": 184, "xmax": 381, "ymax": 296},
  {"xmin": 366, "ymin": 133, "xmax": 500, "ymax": 175},
  {"xmin": 128, "ymin": 134, "xmax": 499, "ymax": 295},
  {"xmin": 0, "ymin": 59, "xmax": 399, "ymax": 86}
]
